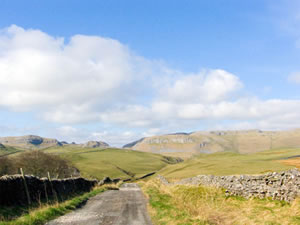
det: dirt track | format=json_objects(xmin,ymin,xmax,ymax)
[{"xmin": 46, "ymin": 183, "xmax": 152, "ymax": 225}]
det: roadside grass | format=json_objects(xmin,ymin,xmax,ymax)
[
  {"xmin": 0, "ymin": 187, "xmax": 106, "ymax": 225},
  {"xmin": 141, "ymin": 180, "xmax": 300, "ymax": 225},
  {"xmin": 160, "ymin": 148, "xmax": 300, "ymax": 179},
  {"xmin": 44, "ymin": 147, "xmax": 176, "ymax": 179}
]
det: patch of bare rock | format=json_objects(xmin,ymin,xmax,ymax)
[
  {"xmin": 0, "ymin": 135, "xmax": 62, "ymax": 149},
  {"xmin": 80, "ymin": 141, "xmax": 109, "ymax": 148},
  {"xmin": 0, "ymin": 135, "xmax": 110, "ymax": 150}
]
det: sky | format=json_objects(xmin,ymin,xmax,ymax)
[{"xmin": 1, "ymin": 0, "xmax": 300, "ymax": 146}]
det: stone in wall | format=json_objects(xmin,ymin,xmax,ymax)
[{"xmin": 158, "ymin": 169, "xmax": 300, "ymax": 202}]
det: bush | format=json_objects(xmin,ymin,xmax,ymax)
[
  {"xmin": 0, "ymin": 157, "xmax": 15, "ymax": 176},
  {"xmin": 15, "ymin": 151, "xmax": 77, "ymax": 178}
]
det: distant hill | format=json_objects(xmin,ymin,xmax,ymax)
[
  {"xmin": 123, "ymin": 129, "xmax": 300, "ymax": 158},
  {"xmin": 0, "ymin": 135, "xmax": 110, "ymax": 150},
  {"xmin": 0, "ymin": 135, "xmax": 63, "ymax": 150},
  {"xmin": 79, "ymin": 141, "xmax": 109, "ymax": 148}
]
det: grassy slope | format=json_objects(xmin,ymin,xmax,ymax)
[
  {"xmin": 142, "ymin": 180, "xmax": 300, "ymax": 225},
  {"xmin": 160, "ymin": 148, "xmax": 300, "ymax": 179},
  {"xmin": 0, "ymin": 145, "xmax": 23, "ymax": 157},
  {"xmin": 0, "ymin": 187, "xmax": 106, "ymax": 225},
  {"xmin": 44, "ymin": 146, "xmax": 175, "ymax": 180}
]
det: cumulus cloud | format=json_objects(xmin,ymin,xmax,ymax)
[
  {"xmin": 1, "ymin": 24, "xmax": 300, "ymax": 144},
  {"xmin": 161, "ymin": 69, "xmax": 243, "ymax": 103},
  {"xmin": 175, "ymin": 98, "xmax": 300, "ymax": 121},
  {"xmin": 0, "ymin": 25, "xmax": 149, "ymax": 122}
]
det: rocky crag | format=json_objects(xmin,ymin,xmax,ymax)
[
  {"xmin": 124, "ymin": 129, "xmax": 300, "ymax": 157},
  {"xmin": 0, "ymin": 135, "xmax": 110, "ymax": 150},
  {"xmin": 158, "ymin": 169, "xmax": 300, "ymax": 202},
  {"xmin": 0, "ymin": 135, "xmax": 62, "ymax": 150},
  {"xmin": 80, "ymin": 141, "xmax": 109, "ymax": 148}
]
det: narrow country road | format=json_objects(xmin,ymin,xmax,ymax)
[{"xmin": 46, "ymin": 183, "xmax": 152, "ymax": 225}]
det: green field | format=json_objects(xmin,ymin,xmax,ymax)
[
  {"xmin": 4, "ymin": 143, "xmax": 300, "ymax": 181},
  {"xmin": 0, "ymin": 145, "xmax": 22, "ymax": 157},
  {"xmin": 159, "ymin": 148, "xmax": 300, "ymax": 179},
  {"xmin": 44, "ymin": 146, "xmax": 178, "ymax": 179}
]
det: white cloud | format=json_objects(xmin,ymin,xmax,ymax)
[
  {"xmin": 0, "ymin": 25, "xmax": 149, "ymax": 122},
  {"xmin": 161, "ymin": 69, "xmax": 243, "ymax": 103},
  {"xmin": 288, "ymin": 72, "xmax": 300, "ymax": 84},
  {"xmin": 173, "ymin": 98, "xmax": 300, "ymax": 121},
  {"xmin": 57, "ymin": 126, "xmax": 78, "ymax": 136},
  {"xmin": 1, "ymin": 24, "xmax": 300, "ymax": 143}
]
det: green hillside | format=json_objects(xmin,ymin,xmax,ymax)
[
  {"xmin": 0, "ymin": 144, "xmax": 22, "ymax": 157},
  {"xmin": 160, "ymin": 148, "xmax": 300, "ymax": 179},
  {"xmin": 44, "ymin": 146, "xmax": 178, "ymax": 179}
]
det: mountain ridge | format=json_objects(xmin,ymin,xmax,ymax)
[
  {"xmin": 123, "ymin": 129, "xmax": 300, "ymax": 158},
  {"xmin": 0, "ymin": 135, "xmax": 110, "ymax": 150}
]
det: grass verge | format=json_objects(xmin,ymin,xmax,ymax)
[
  {"xmin": 141, "ymin": 180, "xmax": 300, "ymax": 225},
  {"xmin": 0, "ymin": 187, "xmax": 106, "ymax": 225}
]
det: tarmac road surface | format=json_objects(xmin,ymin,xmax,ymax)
[{"xmin": 46, "ymin": 183, "xmax": 152, "ymax": 225}]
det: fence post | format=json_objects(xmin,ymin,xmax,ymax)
[
  {"xmin": 48, "ymin": 172, "xmax": 58, "ymax": 202},
  {"xmin": 43, "ymin": 179, "xmax": 49, "ymax": 203},
  {"xmin": 20, "ymin": 168, "xmax": 31, "ymax": 205}
]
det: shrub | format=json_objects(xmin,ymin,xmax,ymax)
[
  {"xmin": 15, "ymin": 151, "xmax": 77, "ymax": 178},
  {"xmin": 0, "ymin": 157, "xmax": 15, "ymax": 176}
]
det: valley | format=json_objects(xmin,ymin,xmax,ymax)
[
  {"xmin": 2, "ymin": 131, "xmax": 300, "ymax": 180},
  {"xmin": 2, "ymin": 133, "xmax": 300, "ymax": 225},
  {"xmin": 43, "ymin": 146, "xmax": 179, "ymax": 180}
]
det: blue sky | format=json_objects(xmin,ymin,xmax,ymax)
[{"xmin": 0, "ymin": 0, "xmax": 300, "ymax": 146}]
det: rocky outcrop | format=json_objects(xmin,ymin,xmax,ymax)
[
  {"xmin": 0, "ymin": 175, "xmax": 97, "ymax": 206},
  {"xmin": 123, "ymin": 129, "xmax": 300, "ymax": 156},
  {"xmin": 123, "ymin": 138, "xmax": 145, "ymax": 148},
  {"xmin": 0, "ymin": 135, "xmax": 111, "ymax": 150},
  {"xmin": 144, "ymin": 137, "xmax": 196, "ymax": 144},
  {"xmin": 158, "ymin": 169, "xmax": 300, "ymax": 202},
  {"xmin": 80, "ymin": 141, "xmax": 109, "ymax": 148},
  {"xmin": 0, "ymin": 135, "xmax": 62, "ymax": 149}
]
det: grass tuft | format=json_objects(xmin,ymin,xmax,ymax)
[{"xmin": 141, "ymin": 180, "xmax": 300, "ymax": 225}]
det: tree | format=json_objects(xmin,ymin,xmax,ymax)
[
  {"xmin": 15, "ymin": 151, "xmax": 77, "ymax": 178},
  {"xmin": 0, "ymin": 156, "xmax": 16, "ymax": 176}
]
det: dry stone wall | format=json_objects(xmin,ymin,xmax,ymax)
[
  {"xmin": 0, "ymin": 175, "xmax": 97, "ymax": 206},
  {"xmin": 158, "ymin": 169, "xmax": 300, "ymax": 202}
]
